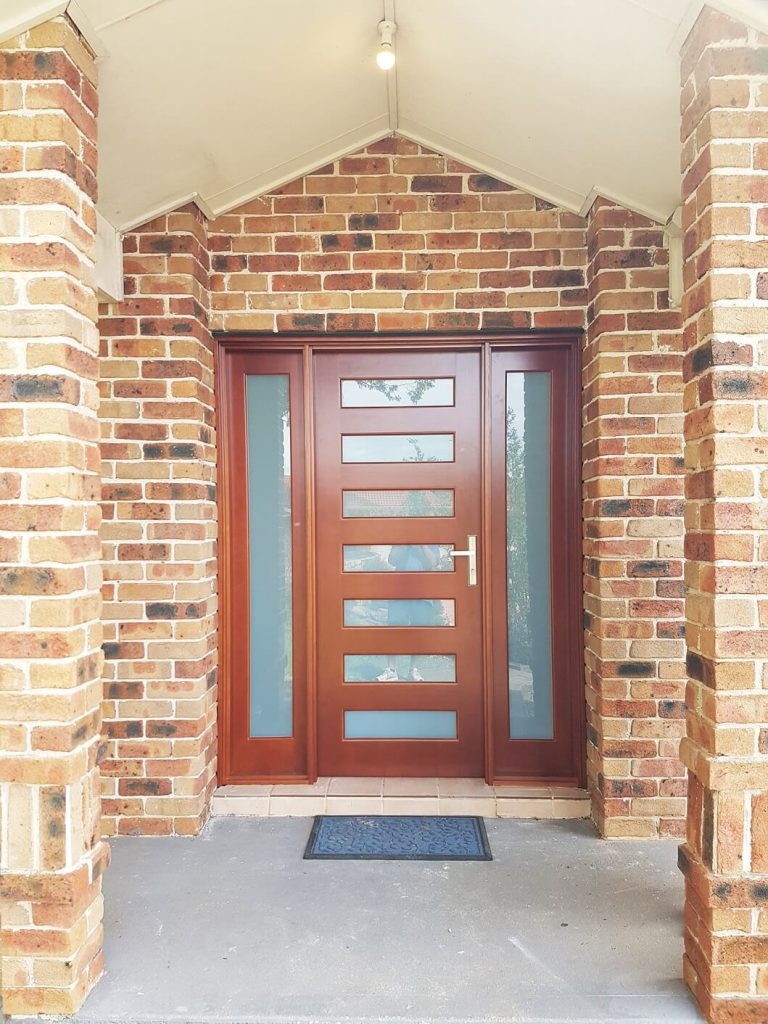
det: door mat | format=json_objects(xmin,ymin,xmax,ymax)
[{"xmin": 303, "ymin": 814, "xmax": 492, "ymax": 861}]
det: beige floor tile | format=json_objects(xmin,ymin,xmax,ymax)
[
  {"xmin": 211, "ymin": 796, "xmax": 270, "ymax": 816},
  {"xmin": 493, "ymin": 785, "xmax": 552, "ymax": 798},
  {"xmin": 496, "ymin": 798, "xmax": 557, "ymax": 818},
  {"xmin": 214, "ymin": 784, "xmax": 272, "ymax": 797},
  {"xmin": 549, "ymin": 799, "xmax": 590, "ymax": 818},
  {"xmin": 326, "ymin": 796, "xmax": 384, "ymax": 815},
  {"xmin": 383, "ymin": 777, "xmax": 438, "ymax": 797},
  {"xmin": 437, "ymin": 778, "xmax": 494, "ymax": 797},
  {"xmin": 327, "ymin": 777, "xmax": 383, "ymax": 796},
  {"xmin": 382, "ymin": 797, "xmax": 440, "ymax": 814},
  {"xmin": 438, "ymin": 797, "xmax": 496, "ymax": 817},
  {"xmin": 270, "ymin": 778, "xmax": 330, "ymax": 796},
  {"xmin": 268, "ymin": 796, "xmax": 326, "ymax": 816}
]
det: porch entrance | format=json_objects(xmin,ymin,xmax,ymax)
[{"xmin": 218, "ymin": 334, "xmax": 583, "ymax": 786}]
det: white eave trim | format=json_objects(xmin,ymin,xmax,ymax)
[
  {"xmin": 0, "ymin": 0, "xmax": 108, "ymax": 56},
  {"xmin": 578, "ymin": 185, "xmax": 669, "ymax": 225},
  {"xmin": 0, "ymin": 1, "xmax": 67, "ymax": 45},
  {"xmin": 398, "ymin": 119, "xmax": 586, "ymax": 215},
  {"xmin": 193, "ymin": 117, "xmax": 392, "ymax": 224}
]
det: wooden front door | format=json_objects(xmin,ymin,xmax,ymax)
[
  {"xmin": 313, "ymin": 349, "xmax": 484, "ymax": 777},
  {"xmin": 217, "ymin": 333, "xmax": 584, "ymax": 787}
]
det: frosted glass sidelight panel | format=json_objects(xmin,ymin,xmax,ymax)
[
  {"xmin": 344, "ymin": 599, "xmax": 455, "ymax": 628},
  {"xmin": 341, "ymin": 378, "xmax": 454, "ymax": 407},
  {"xmin": 506, "ymin": 372, "xmax": 554, "ymax": 740},
  {"xmin": 342, "ymin": 434, "xmax": 454, "ymax": 463},
  {"xmin": 343, "ymin": 544, "xmax": 454, "ymax": 573},
  {"xmin": 246, "ymin": 375, "xmax": 293, "ymax": 738},
  {"xmin": 344, "ymin": 654, "xmax": 457, "ymax": 683},
  {"xmin": 344, "ymin": 710, "xmax": 457, "ymax": 739},
  {"xmin": 342, "ymin": 490, "xmax": 454, "ymax": 518}
]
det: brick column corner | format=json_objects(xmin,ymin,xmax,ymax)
[
  {"xmin": 680, "ymin": 7, "xmax": 768, "ymax": 1021},
  {"xmin": 0, "ymin": 15, "xmax": 108, "ymax": 1016},
  {"xmin": 98, "ymin": 204, "xmax": 217, "ymax": 836},
  {"xmin": 584, "ymin": 198, "xmax": 686, "ymax": 838}
]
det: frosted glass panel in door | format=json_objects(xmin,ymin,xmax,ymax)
[
  {"xmin": 342, "ymin": 490, "xmax": 455, "ymax": 518},
  {"xmin": 506, "ymin": 372, "xmax": 554, "ymax": 740},
  {"xmin": 341, "ymin": 434, "xmax": 454, "ymax": 463},
  {"xmin": 343, "ymin": 544, "xmax": 454, "ymax": 572},
  {"xmin": 343, "ymin": 599, "xmax": 455, "ymax": 627},
  {"xmin": 343, "ymin": 654, "xmax": 457, "ymax": 682},
  {"xmin": 344, "ymin": 711, "xmax": 457, "ymax": 739},
  {"xmin": 246, "ymin": 375, "xmax": 293, "ymax": 738},
  {"xmin": 341, "ymin": 378, "xmax": 454, "ymax": 407}
]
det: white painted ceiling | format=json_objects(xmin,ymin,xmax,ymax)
[{"xmin": 4, "ymin": 0, "xmax": 768, "ymax": 230}]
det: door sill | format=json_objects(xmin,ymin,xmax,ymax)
[{"xmin": 211, "ymin": 778, "xmax": 590, "ymax": 819}]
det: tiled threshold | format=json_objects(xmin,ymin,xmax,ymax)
[{"xmin": 211, "ymin": 778, "xmax": 590, "ymax": 819}]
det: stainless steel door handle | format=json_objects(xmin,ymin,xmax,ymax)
[{"xmin": 449, "ymin": 535, "xmax": 477, "ymax": 586}]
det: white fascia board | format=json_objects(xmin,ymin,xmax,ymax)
[
  {"xmin": 0, "ymin": 0, "xmax": 108, "ymax": 55},
  {"xmin": 65, "ymin": 1, "xmax": 109, "ymax": 60},
  {"xmin": 579, "ymin": 186, "xmax": 670, "ymax": 225},
  {"xmin": 118, "ymin": 192, "xmax": 212, "ymax": 234},
  {"xmin": 202, "ymin": 117, "xmax": 392, "ymax": 220},
  {"xmin": 665, "ymin": 206, "xmax": 684, "ymax": 309},
  {"xmin": 399, "ymin": 120, "xmax": 586, "ymax": 215},
  {"xmin": 95, "ymin": 210, "xmax": 124, "ymax": 303},
  {"xmin": 0, "ymin": 1, "xmax": 67, "ymax": 45}
]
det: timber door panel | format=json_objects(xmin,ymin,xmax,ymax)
[
  {"xmin": 313, "ymin": 349, "xmax": 484, "ymax": 777},
  {"xmin": 217, "ymin": 333, "xmax": 584, "ymax": 787}
]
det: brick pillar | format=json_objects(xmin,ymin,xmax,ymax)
[
  {"xmin": 98, "ymin": 205, "xmax": 217, "ymax": 836},
  {"xmin": 679, "ymin": 8, "xmax": 768, "ymax": 1022},
  {"xmin": 584, "ymin": 199, "xmax": 686, "ymax": 838},
  {"xmin": 0, "ymin": 16, "xmax": 108, "ymax": 1016}
]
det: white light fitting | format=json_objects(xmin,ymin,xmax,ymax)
[{"xmin": 377, "ymin": 19, "xmax": 397, "ymax": 70}]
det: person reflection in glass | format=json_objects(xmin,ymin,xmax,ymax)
[{"xmin": 377, "ymin": 543, "xmax": 443, "ymax": 682}]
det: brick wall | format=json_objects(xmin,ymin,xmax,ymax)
[
  {"xmin": 96, "ymin": 137, "xmax": 687, "ymax": 836},
  {"xmin": 97, "ymin": 205, "xmax": 217, "ymax": 836},
  {"xmin": 679, "ymin": 9, "xmax": 768, "ymax": 1022},
  {"xmin": 584, "ymin": 199, "xmax": 687, "ymax": 838},
  {"xmin": 0, "ymin": 16, "xmax": 108, "ymax": 1015},
  {"xmin": 207, "ymin": 139, "xmax": 587, "ymax": 334}
]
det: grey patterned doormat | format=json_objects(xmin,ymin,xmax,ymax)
[{"xmin": 303, "ymin": 814, "xmax": 492, "ymax": 860}]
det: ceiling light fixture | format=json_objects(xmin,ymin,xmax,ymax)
[{"xmin": 377, "ymin": 19, "xmax": 397, "ymax": 71}]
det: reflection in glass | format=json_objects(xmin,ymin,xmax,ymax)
[
  {"xmin": 344, "ymin": 710, "xmax": 457, "ymax": 739},
  {"xmin": 344, "ymin": 654, "xmax": 457, "ymax": 683},
  {"xmin": 506, "ymin": 372, "xmax": 554, "ymax": 740},
  {"xmin": 341, "ymin": 378, "xmax": 454, "ymax": 407},
  {"xmin": 343, "ymin": 599, "xmax": 455, "ymax": 628},
  {"xmin": 341, "ymin": 434, "xmax": 454, "ymax": 463},
  {"xmin": 246, "ymin": 375, "xmax": 292, "ymax": 738},
  {"xmin": 343, "ymin": 544, "xmax": 454, "ymax": 573},
  {"xmin": 342, "ymin": 490, "xmax": 455, "ymax": 518}
]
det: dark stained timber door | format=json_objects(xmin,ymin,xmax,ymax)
[
  {"xmin": 217, "ymin": 334, "xmax": 584, "ymax": 786},
  {"xmin": 313, "ymin": 350, "xmax": 484, "ymax": 777}
]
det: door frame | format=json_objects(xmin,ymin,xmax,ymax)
[{"xmin": 215, "ymin": 331, "xmax": 585, "ymax": 787}]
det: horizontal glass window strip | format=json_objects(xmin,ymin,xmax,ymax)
[
  {"xmin": 341, "ymin": 378, "xmax": 454, "ymax": 407},
  {"xmin": 344, "ymin": 654, "xmax": 457, "ymax": 683},
  {"xmin": 342, "ymin": 490, "xmax": 455, "ymax": 518},
  {"xmin": 246, "ymin": 374, "xmax": 293, "ymax": 738},
  {"xmin": 344, "ymin": 710, "xmax": 457, "ymax": 739},
  {"xmin": 341, "ymin": 434, "xmax": 454, "ymax": 463},
  {"xmin": 343, "ymin": 544, "xmax": 454, "ymax": 573},
  {"xmin": 344, "ymin": 599, "xmax": 455, "ymax": 628}
]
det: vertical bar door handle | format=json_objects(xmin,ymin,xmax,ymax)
[{"xmin": 449, "ymin": 535, "xmax": 477, "ymax": 586}]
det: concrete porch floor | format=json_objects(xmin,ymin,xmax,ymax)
[{"xmin": 52, "ymin": 818, "xmax": 701, "ymax": 1024}]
